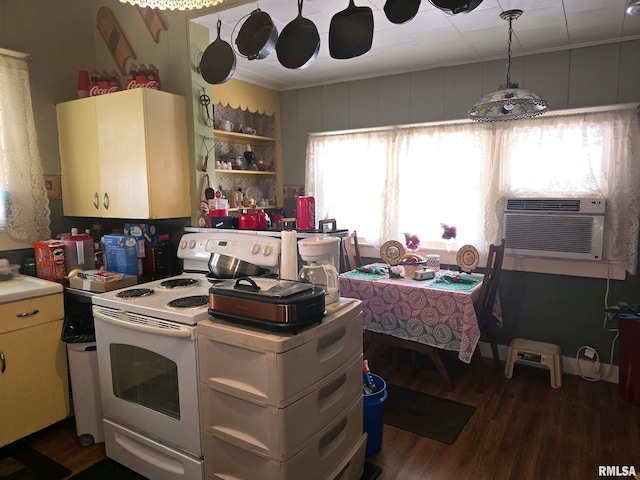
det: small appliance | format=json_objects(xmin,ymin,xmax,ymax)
[{"xmin": 298, "ymin": 236, "xmax": 341, "ymax": 304}]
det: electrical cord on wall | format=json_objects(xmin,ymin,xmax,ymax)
[{"xmin": 575, "ymin": 261, "xmax": 620, "ymax": 382}]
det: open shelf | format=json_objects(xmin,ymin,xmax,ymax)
[
  {"xmin": 215, "ymin": 169, "xmax": 276, "ymax": 177},
  {"xmin": 213, "ymin": 130, "xmax": 275, "ymax": 145}
]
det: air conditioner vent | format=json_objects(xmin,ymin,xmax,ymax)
[
  {"xmin": 504, "ymin": 198, "xmax": 605, "ymax": 261},
  {"xmin": 506, "ymin": 198, "xmax": 581, "ymax": 212}
]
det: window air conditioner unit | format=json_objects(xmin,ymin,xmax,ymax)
[{"xmin": 504, "ymin": 198, "xmax": 605, "ymax": 261}]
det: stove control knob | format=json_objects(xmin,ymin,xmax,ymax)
[
  {"xmin": 179, "ymin": 240, "xmax": 187, "ymax": 249},
  {"xmin": 251, "ymin": 243, "xmax": 262, "ymax": 255},
  {"xmin": 188, "ymin": 240, "xmax": 196, "ymax": 249},
  {"xmin": 263, "ymin": 245, "xmax": 273, "ymax": 257}
]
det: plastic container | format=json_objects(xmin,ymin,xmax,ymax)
[
  {"xmin": 363, "ymin": 373, "xmax": 387, "ymax": 457},
  {"xmin": 63, "ymin": 228, "xmax": 95, "ymax": 273},
  {"xmin": 619, "ymin": 315, "xmax": 640, "ymax": 405}
]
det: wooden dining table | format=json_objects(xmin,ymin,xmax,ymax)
[{"xmin": 339, "ymin": 265, "xmax": 501, "ymax": 390}]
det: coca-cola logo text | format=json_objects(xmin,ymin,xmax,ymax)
[
  {"xmin": 126, "ymin": 80, "xmax": 160, "ymax": 90},
  {"xmin": 89, "ymin": 85, "xmax": 120, "ymax": 97}
]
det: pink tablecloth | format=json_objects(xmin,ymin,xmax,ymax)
[{"xmin": 340, "ymin": 270, "xmax": 500, "ymax": 363}]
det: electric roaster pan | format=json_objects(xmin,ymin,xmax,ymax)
[{"xmin": 208, "ymin": 277, "xmax": 326, "ymax": 334}]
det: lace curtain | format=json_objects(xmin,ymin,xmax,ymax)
[
  {"xmin": 0, "ymin": 54, "xmax": 51, "ymax": 243},
  {"xmin": 306, "ymin": 106, "xmax": 640, "ymax": 274}
]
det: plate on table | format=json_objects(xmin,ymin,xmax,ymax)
[
  {"xmin": 456, "ymin": 244, "xmax": 480, "ymax": 273},
  {"xmin": 380, "ymin": 240, "xmax": 405, "ymax": 265}
]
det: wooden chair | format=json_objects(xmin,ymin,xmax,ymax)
[
  {"xmin": 341, "ymin": 230, "xmax": 362, "ymax": 272},
  {"xmin": 473, "ymin": 238, "xmax": 506, "ymax": 390}
]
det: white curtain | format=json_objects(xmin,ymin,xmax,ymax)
[
  {"xmin": 0, "ymin": 54, "xmax": 51, "ymax": 243},
  {"xmin": 306, "ymin": 106, "xmax": 640, "ymax": 274}
]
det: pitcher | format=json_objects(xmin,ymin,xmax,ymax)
[{"xmin": 299, "ymin": 263, "xmax": 340, "ymax": 304}]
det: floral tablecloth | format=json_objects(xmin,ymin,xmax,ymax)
[{"xmin": 339, "ymin": 267, "xmax": 501, "ymax": 363}]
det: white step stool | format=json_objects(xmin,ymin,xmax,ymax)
[{"xmin": 504, "ymin": 338, "xmax": 562, "ymax": 388}]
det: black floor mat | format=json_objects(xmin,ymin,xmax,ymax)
[
  {"xmin": 0, "ymin": 442, "xmax": 71, "ymax": 480},
  {"xmin": 383, "ymin": 383, "xmax": 476, "ymax": 444},
  {"xmin": 69, "ymin": 458, "xmax": 382, "ymax": 480}
]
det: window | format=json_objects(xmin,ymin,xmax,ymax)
[
  {"xmin": 306, "ymin": 106, "xmax": 640, "ymax": 274},
  {"xmin": 0, "ymin": 50, "xmax": 51, "ymax": 249}
]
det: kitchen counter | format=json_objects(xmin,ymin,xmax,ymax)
[{"xmin": 0, "ymin": 274, "xmax": 63, "ymax": 304}]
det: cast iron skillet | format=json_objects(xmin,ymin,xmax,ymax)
[
  {"xmin": 428, "ymin": 0, "xmax": 483, "ymax": 15},
  {"xmin": 276, "ymin": 0, "xmax": 320, "ymax": 70},
  {"xmin": 329, "ymin": 0, "xmax": 374, "ymax": 59},
  {"xmin": 384, "ymin": 0, "xmax": 421, "ymax": 24},
  {"xmin": 235, "ymin": 8, "xmax": 278, "ymax": 61},
  {"xmin": 199, "ymin": 20, "xmax": 236, "ymax": 84}
]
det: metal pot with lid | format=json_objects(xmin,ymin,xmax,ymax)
[{"xmin": 235, "ymin": 8, "xmax": 279, "ymax": 60}]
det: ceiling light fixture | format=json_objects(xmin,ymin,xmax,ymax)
[
  {"xmin": 468, "ymin": 10, "xmax": 549, "ymax": 122},
  {"xmin": 626, "ymin": 0, "xmax": 640, "ymax": 15},
  {"xmin": 119, "ymin": 0, "xmax": 225, "ymax": 10}
]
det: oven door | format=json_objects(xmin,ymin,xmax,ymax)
[{"xmin": 93, "ymin": 306, "xmax": 201, "ymax": 457}]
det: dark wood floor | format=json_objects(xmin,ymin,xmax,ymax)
[{"xmin": 16, "ymin": 343, "xmax": 640, "ymax": 480}]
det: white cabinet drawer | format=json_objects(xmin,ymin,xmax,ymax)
[
  {"xmin": 198, "ymin": 300, "xmax": 362, "ymax": 407},
  {"xmin": 201, "ymin": 353, "xmax": 362, "ymax": 459},
  {"xmin": 204, "ymin": 395, "xmax": 363, "ymax": 480}
]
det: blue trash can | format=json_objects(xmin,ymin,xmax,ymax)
[{"xmin": 363, "ymin": 373, "xmax": 387, "ymax": 457}]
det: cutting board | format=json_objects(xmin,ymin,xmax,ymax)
[
  {"xmin": 137, "ymin": 6, "xmax": 167, "ymax": 43},
  {"xmin": 96, "ymin": 7, "xmax": 136, "ymax": 74}
]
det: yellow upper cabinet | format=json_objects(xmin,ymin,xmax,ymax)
[{"xmin": 56, "ymin": 89, "xmax": 190, "ymax": 219}]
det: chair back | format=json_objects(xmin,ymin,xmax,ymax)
[
  {"xmin": 341, "ymin": 231, "xmax": 362, "ymax": 272},
  {"xmin": 475, "ymin": 239, "xmax": 505, "ymax": 329}
]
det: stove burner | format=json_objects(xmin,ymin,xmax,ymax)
[
  {"xmin": 167, "ymin": 295, "xmax": 209, "ymax": 309},
  {"xmin": 158, "ymin": 277, "xmax": 200, "ymax": 289},
  {"xmin": 115, "ymin": 288, "xmax": 155, "ymax": 299}
]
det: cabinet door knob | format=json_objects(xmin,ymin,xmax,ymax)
[
  {"xmin": 1, "ymin": 352, "xmax": 5, "ymax": 373},
  {"xmin": 16, "ymin": 309, "xmax": 39, "ymax": 318},
  {"xmin": 103, "ymin": 192, "xmax": 110, "ymax": 210},
  {"xmin": 93, "ymin": 193, "xmax": 99, "ymax": 210}
]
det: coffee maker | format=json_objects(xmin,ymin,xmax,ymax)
[{"xmin": 298, "ymin": 236, "xmax": 341, "ymax": 304}]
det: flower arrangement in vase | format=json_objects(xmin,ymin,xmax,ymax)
[{"xmin": 441, "ymin": 223, "xmax": 457, "ymax": 271}]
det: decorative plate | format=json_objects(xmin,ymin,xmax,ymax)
[
  {"xmin": 456, "ymin": 244, "xmax": 480, "ymax": 273},
  {"xmin": 380, "ymin": 240, "xmax": 406, "ymax": 266}
]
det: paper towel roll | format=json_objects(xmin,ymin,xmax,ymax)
[{"xmin": 280, "ymin": 230, "xmax": 298, "ymax": 281}]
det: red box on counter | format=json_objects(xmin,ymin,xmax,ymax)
[{"xmin": 34, "ymin": 240, "xmax": 67, "ymax": 283}]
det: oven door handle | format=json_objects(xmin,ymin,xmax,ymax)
[{"xmin": 94, "ymin": 311, "xmax": 196, "ymax": 339}]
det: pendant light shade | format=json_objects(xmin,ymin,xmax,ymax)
[
  {"xmin": 119, "ymin": 0, "xmax": 226, "ymax": 10},
  {"xmin": 468, "ymin": 10, "xmax": 549, "ymax": 122},
  {"xmin": 627, "ymin": 0, "xmax": 640, "ymax": 15}
]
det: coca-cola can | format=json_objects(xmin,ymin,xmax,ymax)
[{"xmin": 296, "ymin": 196, "xmax": 316, "ymax": 231}]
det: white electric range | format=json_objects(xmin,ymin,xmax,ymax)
[{"xmin": 92, "ymin": 231, "xmax": 282, "ymax": 480}]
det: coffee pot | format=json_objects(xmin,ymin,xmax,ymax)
[
  {"xmin": 299, "ymin": 263, "xmax": 340, "ymax": 304},
  {"xmin": 297, "ymin": 236, "xmax": 341, "ymax": 304}
]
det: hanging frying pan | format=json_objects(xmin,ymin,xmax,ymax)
[
  {"xmin": 235, "ymin": 8, "xmax": 278, "ymax": 61},
  {"xmin": 199, "ymin": 19, "xmax": 236, "ymax": 85},
  {"xmin": 384, "ymin": 0, "xmax": 421, "ymax": 24},
  {"xmin": 428, "ymin": 0, "xmax": 482, "ymax": 15},
  {"xmin": 329, "ymin": 0, "xmax": 374, "ymax": 60},
  {"xmin": 275, "ymin": 0, "xmax": 320, "ymax": 70}
]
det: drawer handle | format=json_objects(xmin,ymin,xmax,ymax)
[
  {"xmin": 16, "ymin": 309, "xmax": 39, "ymax": 318},
  {"xmin": 93, "ymin": 192, "xmax": 99, "ymax": 210},
  {"xmin": 318, "ymin": 373, "xmax": 346, "ymax": 402},
  {"xmin": 0, "ymin": 352, "xmax": 5, "ymax": 373},
  {"xmin": 317, "ymin": 326, "xmax": 346, "ymax": 351},
  {"xmin": 319, "ymin": 417, "xmax": 347, "ymax": 451}
]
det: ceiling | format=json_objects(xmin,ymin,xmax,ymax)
[{"xmin": 190, "ymin": 0, "xmax": 640, "ymax": 91}]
